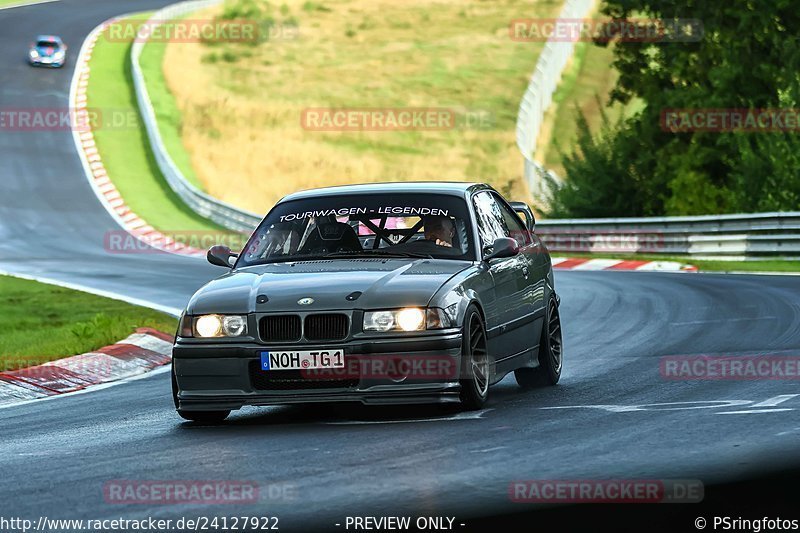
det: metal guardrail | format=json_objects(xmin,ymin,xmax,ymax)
[
  {"xmin": 536, "ymin": 212, "xmax": 800, "ymax": 259},
  {"xmin": 515, "ymin": 0, "xmax": 597, "ymax": 198},
  {"xmin": 130, "ymin": 0, "xmax": 262, "ymax": 233}
]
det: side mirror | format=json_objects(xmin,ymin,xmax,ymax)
[
  {"xmin": 509, "ymin": 201, "xmax": 535, "ymax": 232},
  {"xmin": 207, "ymin": 245, "xmax": 238, "ymax": 268},
  {"xmin": 483, "ymin": 237, "xmax": 519, "ymax": 262}
]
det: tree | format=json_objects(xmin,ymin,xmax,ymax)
[{"xmin": 548, "ymin": 0, "xmax": 800, "ymax": 217}]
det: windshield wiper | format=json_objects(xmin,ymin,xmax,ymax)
[
  {"xmin": 322, "ymin": 250, "xmax": 434, "ymax": 260},
  {"xmin": 247, "ymin": 250, "xmax": 434, "ymax": 266}
]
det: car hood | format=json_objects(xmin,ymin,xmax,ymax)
[{"xmin": 186, "ymin": 258, "xmax": 471, "ymax": 314}]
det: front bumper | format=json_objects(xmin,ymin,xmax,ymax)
[
  {"xmin": 29, "ymin": 57, "xmax": 64, "ymax": 67},
  {"xmin": 173, "ymin": 332, "xmax": 464, "ymax": 411}
]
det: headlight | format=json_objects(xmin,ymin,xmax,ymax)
[
  {"xmin": 397, "ymin": 308, "xmax": 425, "ymax": 331},
  {"xmin": 195, "ymin": 315, "xmax": 222, "ymax": 337},
  {"xmin": 364, "ymin": 307, "xmax": 456, "ymax": 333},
  {"xmin": 364, "ymin": 310, "xmax": 396, "ymax": 332},
  {"xmin": 222, "ymin": 315, "xmax": 247, "ymax": 336},
  {"xmin": 29, "ymin": 49, "xmax": 39, "ymax": 58},
  {"xmin": 191, "ymin": 314, "xmax": 248, "ymax": 338},
  {"xmin": 53, "ymin": 50, "xmax": 65, "ymax": 59}
]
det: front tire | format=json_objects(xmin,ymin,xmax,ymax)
[
  {"xmin": 459, "ymin": 305, "xmax": 490, "ymax": 410},
  {"xmin": 515, "ymin": 294, "xmax": 563, "ymax": 388}
]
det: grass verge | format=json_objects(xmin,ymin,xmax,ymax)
[
  {"xmin": 153, "ymin": 0, "xmax": 565, "ymax": 211},
  {"xmin": 0, "ymin": 0, "xmax": 50, "ymax": 7},
  {"xmin": 0, "ymin": 275, "xmax": 176, "ymax": 370},
  {"xmin": 555, "ymin": 252, "xmax": 800, "ymax": 273},
  {"xmin": 87, "ymin": 14, "xmax": 231, "ymax": 234}
]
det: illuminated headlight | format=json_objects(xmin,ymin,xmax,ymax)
[
  {"xmin": 191, "ymin": 314, "xmax": 248, "ymax": 338},
  {"xmin": 364, "ymin": 308, "xmax": 456, "ymax": 332},
  {"xmin": 397, "ymin": 308, "xmax": 425, "ymax": 331},
  {"xmin": 53, "ymin": 50, "xmax": 65, "ymax": 60},
  {"xmin": 29, "ymin": 49, "xmax": 39, "ymax": 58}
]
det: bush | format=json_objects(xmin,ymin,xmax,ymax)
[{"xmin": 545, "ymin": 108, "xmax": 667, "ymax": 218}]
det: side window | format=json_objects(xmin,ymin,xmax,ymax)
[
  {"xmin": 493, "ymin": 194, "xmax": 530, "ymax": 246},
  {"xmin": 472, "ymin": 191, "xmax": 509, "ymax": 250}
]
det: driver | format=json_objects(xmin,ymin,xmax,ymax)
[{"xmin": 424, "ymin": 215, "xmax": 455, "ymax": 248}]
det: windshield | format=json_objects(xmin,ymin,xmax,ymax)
[{"xmin": 237, "ymin": 193, "xmax": 475, "ymax": 266}]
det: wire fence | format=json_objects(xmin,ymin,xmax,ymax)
[
  {"xmin": 130, "ymin": 0, "xmax": 262, "ymax": 232},
  {"xmin": 515, "ymin": 0, "xmax": 597, "ymax": 199}
]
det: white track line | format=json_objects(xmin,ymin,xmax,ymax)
[{"xmin": 717, "ymin": 409, "xmax": 794, "ymax": 415}]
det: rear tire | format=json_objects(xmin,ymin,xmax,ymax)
[
  {"xmin": 459, "ymin": 305, "xmax": 490, "ymax": 410},
  {"xmin": 172, "ymin": 365, "xmax": 230, "ymax": 423},
  {"xmin": 515, "ymin": 294, "xmax": 563, "ymax": 388}
]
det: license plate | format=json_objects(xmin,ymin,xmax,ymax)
[{"xmin": 260, "ymin": 350, "xmax": 345, "ymax": 371}]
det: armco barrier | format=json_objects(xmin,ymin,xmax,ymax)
[
  {"xmin": 537, "ymin": 212, "xmax": 800, "ymax": 259},
  {"xmin": 130, "ymin": 0, "xmax": 262, "ymax": 232},
  {"xmin": 515, "ymin": 0, "xmax": 597, "ymax": 197}
]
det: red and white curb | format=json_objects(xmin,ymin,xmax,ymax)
[
  {"xmin": 0, "ymin": 328, "xmax": 173, "ymax": 407},
  {"xmin": 69, "ymin": 17, "xmax": 203, "ymax": 257},
  {"xmin": 552, "ymin": 257, "xmax": 698, "ymax": 272}
]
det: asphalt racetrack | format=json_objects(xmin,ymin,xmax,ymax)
[{"xmin": 1, "ymin": 1, "xmax": 800, "ymax": 531}]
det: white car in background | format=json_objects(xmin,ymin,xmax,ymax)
[{"xmin": 28, "ymin": 35, "xmax": 67, "ymax": 68}]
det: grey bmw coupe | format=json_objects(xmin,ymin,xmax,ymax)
[{"xmin": 172, "ymin": 182, "xmax": 563, "ymax": 422}]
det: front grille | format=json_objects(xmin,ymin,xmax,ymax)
[
  {"xmin": 305, "ymin": 313, "xmax": 349, "ymax": 341},
  {"xmin": 248, "ymin": 361, "xmax": 358, "ymax": 390},
  {"xmin": 259, "ymin": 315, "xmax": 301, "ymax": 342}
]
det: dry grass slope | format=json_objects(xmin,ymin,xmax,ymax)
[{"xmin": 159, "ymin": 0, "xmax": 562, "ymax": 212}]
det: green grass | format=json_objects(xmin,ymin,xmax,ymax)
[
  {"xmin": 0, "ymin": 275, "xmax": 176, "ymax": 370},
  {"xmin": 147, "ymin": 0, "xmax": 566, "ymax": 211},
  {"xmin": 557, "ymin": 252, "xmax": 800, "ymax": 273},
  {"xmin": 87, "ymin": 14, "xmax": 229, "ymax": 234},
  {"xmin": 0, "ymin": 0, "xmax": 48, "ymax": 7},
  {"xmin": 138, "ymin": 25, "xmax": 204, "ymax": 189}
]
